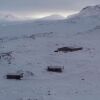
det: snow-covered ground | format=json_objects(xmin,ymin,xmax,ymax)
[{"xmin": 0, "ymin": 4, "xmax": 100, "ymax": 100}]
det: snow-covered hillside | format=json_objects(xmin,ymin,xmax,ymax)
[
  {"xmin": 0, "ymin": 13, "xmax": 21, "ymax": 22},
  {"xmin": 0, "ymin": 13, "xmax": 31, "ymax": 23},
  {"xmin": 68, "ymin": 4, "xmax": 100, "ymax": 19},
  {"xmin": 0, "ymin": 4, "xmax": 100, "ymax": 100}
]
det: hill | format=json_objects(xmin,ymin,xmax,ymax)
[{"xmin": 0, "ymin": 4, "xmax": 100, "ymax": 100}]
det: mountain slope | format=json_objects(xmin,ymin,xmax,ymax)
[
  {"xmin": 0, "ymin": 13, "xmax": 21, "ymax": 22},
  {"xmin": 68, "ymin": 4, "xmax": 100, "ymax": 19}
]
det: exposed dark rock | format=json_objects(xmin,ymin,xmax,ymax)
[
  {"xmin": 29, "ymin": 32, "xmax": 53, "ymax": 39},
  {"xmin": 54, "ymin": 47, "xmax": 83, "ymax": 53},
  {"xmin": 0, "ymin": 51, "xmax": 13, "ymax": 64},
  {"xmin": 81, "ymin": 78, "xmax": 85, "ymax": 80}
]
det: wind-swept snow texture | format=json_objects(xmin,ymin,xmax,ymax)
[{"xmin": 0, "ymin": 4, "xmax": 100, "ymax": 100}]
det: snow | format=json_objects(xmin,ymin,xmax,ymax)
[
  {"xmin": 0, "ymin": 13, "xmax": 31, "ymax": 22},
  {"xmin": 39, "ymin": 14, "xmax": 65, "ymax": 20},
  {"xmin": 67, "ymin": 4, "xmax": 100, "ymax": 20},
  {"xmin": 0, "ymin": 4, "xmax": 100, "ymax": 100}
]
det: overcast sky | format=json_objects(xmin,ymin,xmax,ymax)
[{"xmin": 0, "ymin": 0, "xmax": 100, "ymax": 18}]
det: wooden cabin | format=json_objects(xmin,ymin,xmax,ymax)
[
  {"xmin": 47, "ymin": 66, "xmax": 64, "ymax": 73},
  {"xmin": 6, "ymin": 73, "xmax": 23, "ymax": 80}
]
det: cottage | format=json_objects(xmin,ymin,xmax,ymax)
[
  {"xmin": 47, "ymin": 66, "xmax": 64, "ymax": 73},
  {"xmin": 6, "ymin": 73, "xmax": 23, "ymax": 80}
]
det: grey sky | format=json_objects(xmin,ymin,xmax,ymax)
[{"xmin": 0, "ymin": 0, "xmax": 100, "ymax": 18}]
